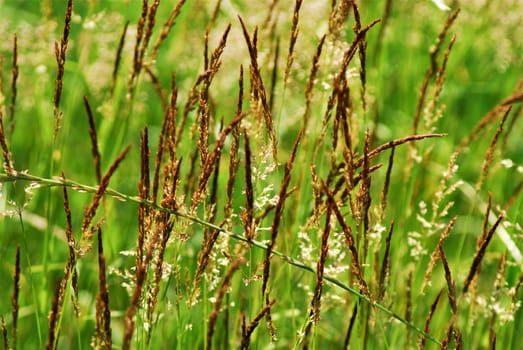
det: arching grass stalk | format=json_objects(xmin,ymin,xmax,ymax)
[{"xmin": 1, "ymin": 169, "xmax": 442, "ymax": 346}]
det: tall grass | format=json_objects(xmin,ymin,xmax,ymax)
[{"xmin": 1, "ymin": 1, "xmax": 523, "ymax": 349}]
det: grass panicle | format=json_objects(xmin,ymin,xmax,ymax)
[
  {"xmin": 350, "ymin": 0, "xmax": 368, "ymax": 112},
  {"xmin": 10, "ymin": 244, "xmax": 21, "ymax": 350},
  {"xmin": 139, "ymin": 0, "xmax": 160, "ymax": 69},
  {"xmin": 83, "ymin": 96, "xmax": 102, "ymax": 184},
  {"xmin": 128, "ymin": 0, "xmax": 149, "ymax": 99},
  {"xmin": 53, "ymin": 0, "xmax": 73, "ymax": 138},
  {"xmin": 323, "ymin": 181, "xmax": 369, "ymax": 296},
  {"xmin": 45, "ymin": 179, "xmax": 78, "ymax": 350},
  {"xmin": 240, "ymin": 299, "xmax": 276, "ymax": 350},
  {"xmin": 0, "ymin": 110, "xmax": 14, "ymax": 174},
  {"xmin": 418, "ymin": 288, "xmax": 444, "ymax": 350},
  {"xmin": 302, "ymin": 205, "xmax": 332, "ymax": 348},
  {"xmin": 283, "ymin": 0, "xmax": 303, "ymax": 86},
  {"xmin": 145, "ymin": 206, "xmax": 175, "ymax": 345},
  {"xmin": 303, "ymin": 34, "xmax": 326, "ymax": 130},
  {"xmin": 94, "ymin": 228, "xmax": 112, "ymax": 350},
  {"xmin": 377, "ymin": 221, "xmax": 394, "ymax": 301},
  {"xmin": 379, "ymin": 147, "xmax": 395, "ymax": 216},
  {"xmin": 224, "ymin": 67, "xmax": 243, "ymax": 226},
  {"xmin": 241, "ymin": 128, "xmax": 255, "ymax": 240},
  {"xmin": 9, "ymin": 34, "xmax": 18, "ymax": 134},
  {"xmin": 152, "ymin": 74, "xmax": 177, "ymax": 204},
  {"xmin": 440, "ymin": 246, "xmax": 457, "ymax": 317},
  {"xmin": 421, "ymin": 216, "xmax": 458, "ymax": 293},
  {"xmin": 268, "ymin": 35, "xmax": 279, "ymax": 113},
  {"xmin": 463, "ymin": 214, "xmax": 504, "ymax": 294},
  {"xmin": 424, "ymin": 34, "xmax": 456, "ymax": 131},
  {"xmin": 358, "ymin": 130, "xmax": 372, "ymax": 255},
  {"xmin": 110, "ymin": 20, "xmax": 129, "ymax": 96},
  {"xmin": 406, "ymin": 270, "xmax": 414, "ymax": 347},
  {"xmin": 150, "ymin": 0, "xmax": 186, "ymax": 62},
  {"xmin": 459, "ymin": 78, "xmax": 523, "ymax": 153},
  {"xmin": 315, "ymin": 17, "xmax": 380, "ymax": 157},
  {"xmin": 192, "ymin": 111, "xmax": 247, "ymax": 211},
  {"xmin": 238, "ymin": 15, "xmax": 278, "ymax": 161},
  {"xmin": 476, "ymin": 106, "xmax": 510, "ymax": 191},
  {"xmin": 327, "ymin": 0, "xmax": 352, "ymax": 40},
  {"xmin": 206, "ymin": 258, "xmax": 243, "ymax": 350},
  {"xmin": 410, "ymin": 8, "xmax": 459, "ymax": 171},
  {"xmin": 80, "ymin": 145, "xmax": 131, "ymax": 256},
  {"xmin": 261, "ymin": 129, "xmax": 303, "ymax": 298}
]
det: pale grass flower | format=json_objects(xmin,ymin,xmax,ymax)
[
  {"xmin": 419, "ymin": 201, "xmax": 428, "ymax": 215},
  {"xmin": 407, "ymin": 231, "xmax": 428, "ymax": 260},
  {"xmin": 501, "ymin": 159, "xmax": 514, "ymax": 168}
]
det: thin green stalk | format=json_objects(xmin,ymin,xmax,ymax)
[
  {"xmin": 17, "ymin": 209, "xmax": 43, "ymax": 347},
  {"xmin": 1, "ymin": 169, "xmax": 442, "ymax": 346}
]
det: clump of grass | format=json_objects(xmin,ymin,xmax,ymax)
[{"xmin": 1, "ymin": 1, "xmax": 523, "ymax": 349}]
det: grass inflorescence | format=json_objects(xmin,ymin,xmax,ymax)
[{"xmin": 1, "ymin": 1, "xmax": 523, "ymax": 349}]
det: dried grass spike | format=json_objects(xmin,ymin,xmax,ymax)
[
  {"xmin": 476, "ymin": 106, "xmax": 511, "ymax": 191},
  {"xmin": 303, "ymin": 35, "xmax": 326, "ymax": 129},
  {"xmin": 139, "ymin": 0, "xmax": 160, "ymax": 66},
  {"xmin": 412, "ymin": 9, "xmax": 459, "ymax": 138},
  {"xmin": 206, "ymin": 259, "xmax": 243, "ymax": 350},
  {"xmin": 421, "ymin": 216, "xmax": 457, "ymax": 293},
  {"xmin": 377, "ymin": 221, "xmax": 394, "ymax": 301},
  {"xmin": 303, "ymin": 205, "xmax": 333, "ymax": 347},
  {"xmin": 283, "ymin": 0, "xmax": 303, "ymax": 86},
  {"xmin": 152, "ymin": 73, "xmax": 178, "ymax": 203},
  {"xmin": 418, "ymin": 289, "xmax": 443, "ymax": 350},
  {"xmin": 242, "ymin": 128, "xmax": 255, "ymax": 240},
  {"xmin": 379, "ymin": 147, "xmax": 395, "ymax": 216},
  {"xmin": 358, "ymin": 129, "xmax": 372, "ymax": 238},
  {"xmin": 128, "ymin": 0, "xmax": 149, "ymax": 99},
  {"xmin": 261, "ymin": 130, "xmax": 303, "ymax": 297},
  {"xmin": 53, "ymin": 0, "xmax": 73, "ymax": 138},
  {"xmin": 323, "ymin": 182, "xmax": 369, "ymax": 296},
  {"xmin": 439, "ymin": 247, "xmax": 457, "ymax": 315},
  {"xmin": 354, "ymin": 133, "xmax": 446, "ymax": 168},
  {"xmin": 238, "ymin": 15, "xmax": 278, "ymax": 161},
  {"xmin": 9, "ymin": 33, "xmax": 18, "ymax": 134},
  {"xmin": 191, "ymin": 112, "xmax": 248, "ymax": 210},
  {"xmin": 0, "ymin": 110, "xmax": 15, "ymax": 174},
  {"xmin": 80, "ymin": 145, "xmax": 131, "ymax": 255},
  {"xmin": 94, "ymin": 228, "xmax": 112, "ymax": 349},
  {"xmin": 151, "ymin": 0, "xmax": 186, "ymax": 61},
  {"xmin": 84, "ymin": 96, "xmax": 102, "ymax": 184},
  {"xmin": 11, "ymin": 244, "xmax": 20, "ymax": 350},
  {"xmin": 463, "ymin": 215, "xmax": 504, "ymax": 294},
  {"xmin": 111, "ymin": 20, "xmax": 129, "ymax": 96},
  {"xmin": 406, "ymin": 270, "xmax": 413, "ymax": 347},
  {"xmin": 240, "ymin": 299, "xmax": 276, "ymax": 350}
]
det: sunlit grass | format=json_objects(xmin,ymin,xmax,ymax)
[{"xmin": 1, "ymin": 1, "xmax": 523, "ymax": 349}]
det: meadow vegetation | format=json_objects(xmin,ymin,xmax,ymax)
[{"xmin": 0, "ymin": 0, "xmax": 523, "ymax": 349}]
